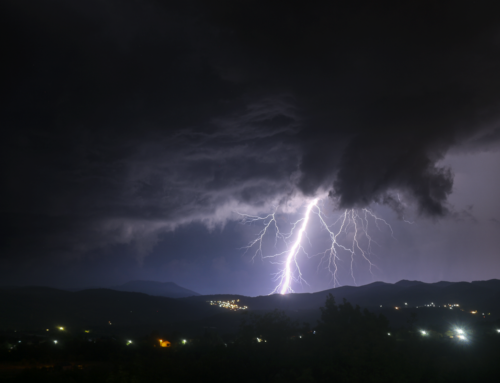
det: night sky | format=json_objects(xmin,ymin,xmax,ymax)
[{"xmin": 2, "ymin": 1, "xmax": 500, "ymax": 296}]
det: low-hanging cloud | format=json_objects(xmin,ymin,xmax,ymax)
[{"xmin": 2, "ymin": 0, "xmax": 500, "ymax": 261}]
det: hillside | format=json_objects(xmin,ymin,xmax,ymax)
[
  {"xmin": 113, "ymin": 280, "xmax": 200, "ymax": 298},
  {"xmin": 1, "ymin": 280, "xmax": 499, "ymax": 335},
  {"xmin": 0, "ymin": 287, "xmax": 216, "ymax": 335},
  {"xmin": 183, "ymin": 279, "xmax": 500, "ymax": 313}
]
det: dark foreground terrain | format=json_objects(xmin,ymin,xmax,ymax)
[
  {"xmin": 1, "ymin": 279, "xmax": 499, "ymax": 335},
  {"xmin": 1, "ymin": 294, "xmax": 500, "ymax": 383},
  {"xmin": 1, "ymin": 281, "xmax": 500, "ymax": 382}
]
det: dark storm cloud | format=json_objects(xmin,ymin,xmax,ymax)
[{"xmin": 2, "ymin": 0, "xmax": 500, "ymax": 261}]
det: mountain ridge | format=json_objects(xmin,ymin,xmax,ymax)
[
  {"xmin": 59, "ymin": 280, "xmax": 200, "ymax": 298},
  {"xmin": 113, "ymin": 280, "xmax": 200, "ymax": 298},
  {"xmin": 1, "ymin": 279, "xmax": 499, "ymax": 334}
]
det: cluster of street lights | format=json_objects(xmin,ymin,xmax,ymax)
[{"xmin": 418, "ymin": 328, "xmax": 468, "ymax": 341}]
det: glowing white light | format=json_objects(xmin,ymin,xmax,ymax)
[
  {"xmin": 421, "ymin": 331, "xmax": 427, "ymax": 335},
  {"xmin": 239, "ymin": 197, "xmax": 395, "ymax": 293},
  {"xmin": 54, "ymin": 340, "xmax": 58, "ymax": 344},
  {"xmin": 456, "ymin": 329, "xmax": 464, "ymax": 334},
  {"xmin": 457, "ymin": 335, "xmax": 466, "ymax": 340},
  {"xmin": 279, "ymin": 198, "xmax": 318, "ymax": 294},
  {"xmin": 182, "ymin": 339, "xmax": 187, "ymax": 344}
]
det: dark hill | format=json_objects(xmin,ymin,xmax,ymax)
[
  {"xmin": 394, "ymin": 280, "xmax": 424, "ymax": 288},
  {"xmin": 113, "ymin": 280, "xmax": 200, "ymax": 298},
  {"xmin": 183, "ymin": 279, "xmax": 500, "ymax": 315},
  {"xmin": 0, "ymin": 287, "xmax": 215, "ymax": 334},
  {"xmin": 2, "ymin": 280, "xmax": 499, "ymax": 335}
]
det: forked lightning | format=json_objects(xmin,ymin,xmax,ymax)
[{"xmin": 238, "ymin": 198, "xmax": 394, "ymax": 294}]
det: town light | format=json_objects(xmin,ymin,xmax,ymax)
[
  {"xmin": 59, "ymin": 327, "xmax": 64, "ymax": 331},
  {"xmin": 182, "ymin": 339, "xmax": 187, "ymax": 344},
  {"xmin": 421, "ymin": 331, "xmax": 427, "ymax": 335},
  {"xmin": 456, "ymin": 329, "xmax": 464, "ymax": 334}
]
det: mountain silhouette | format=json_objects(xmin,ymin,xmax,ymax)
[
  {"xmin": 113, "ymin": 280, "xmax": 200, "ymax": 298},
  {"xmin": 1, "ymin": 280, "xmax": 499, "ymax": 334}
]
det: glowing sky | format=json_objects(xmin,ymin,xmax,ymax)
[{"xmin": 1, "ymin": 1, "xmax": 500, "ymax": 295}]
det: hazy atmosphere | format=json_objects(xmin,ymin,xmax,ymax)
[{"xmin": 2, "ymin": 0, "xmax": 500, "ymax": 296}]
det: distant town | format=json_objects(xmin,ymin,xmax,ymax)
[{"xmin": 208, "ymin": 299, "xmax": 248, "ymax": 311}]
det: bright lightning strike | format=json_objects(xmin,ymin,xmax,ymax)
[
  {"xmin": 280, "ymin": 198, "xmax": 318, "ymax": 294},
  {"xmin": 238, "ymin": 198, "xmax": 395, "ymax": 294}
]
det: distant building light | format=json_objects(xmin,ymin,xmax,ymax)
[
  {"xmin": 457, "ymin": 335, "xmax": 466, "ymax": 340},
  {"xmin": 54, "ymin": 340, "xmax": 58, "ymax": 344},
  {"xmin": 456, "ymin": 329, "xmax": 464, "ymax": 334},
  {"xmin": 182, "ymin": 339, "xmax": 187, "ymax": 344},
  {"xmin": 59, "ymin": 327, "xmax": 64, "ymax": 331},
  {"xmin": 421, "ymin": 331, "xmax": 427, "ymax": 335},
  {"xmin": 127, "ymin": 340, "xmax": 132, "ymax": 345},
  {"xmin": 496, "ymin": 330, "xmax": 500, "ymax": 333},
  {"xmin": 388, "ymin": 333, "xmax": 391, "ymax": 336},
  {"xmin": 405, "ymin": 303, "xmax": 407, "ymax": 305}
]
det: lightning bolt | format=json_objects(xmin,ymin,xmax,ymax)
[
  {"xmin": 279, "ymin": 198, "xmax": 318, "ymax": 294},
  {"xmin": 238, "ymin": 198, "xmax": 395, "ymax": 294}
]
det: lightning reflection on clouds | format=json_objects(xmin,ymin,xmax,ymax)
[{"xmin": 238, "ymin": 198, "xmax": 395, "ymax": 294}]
